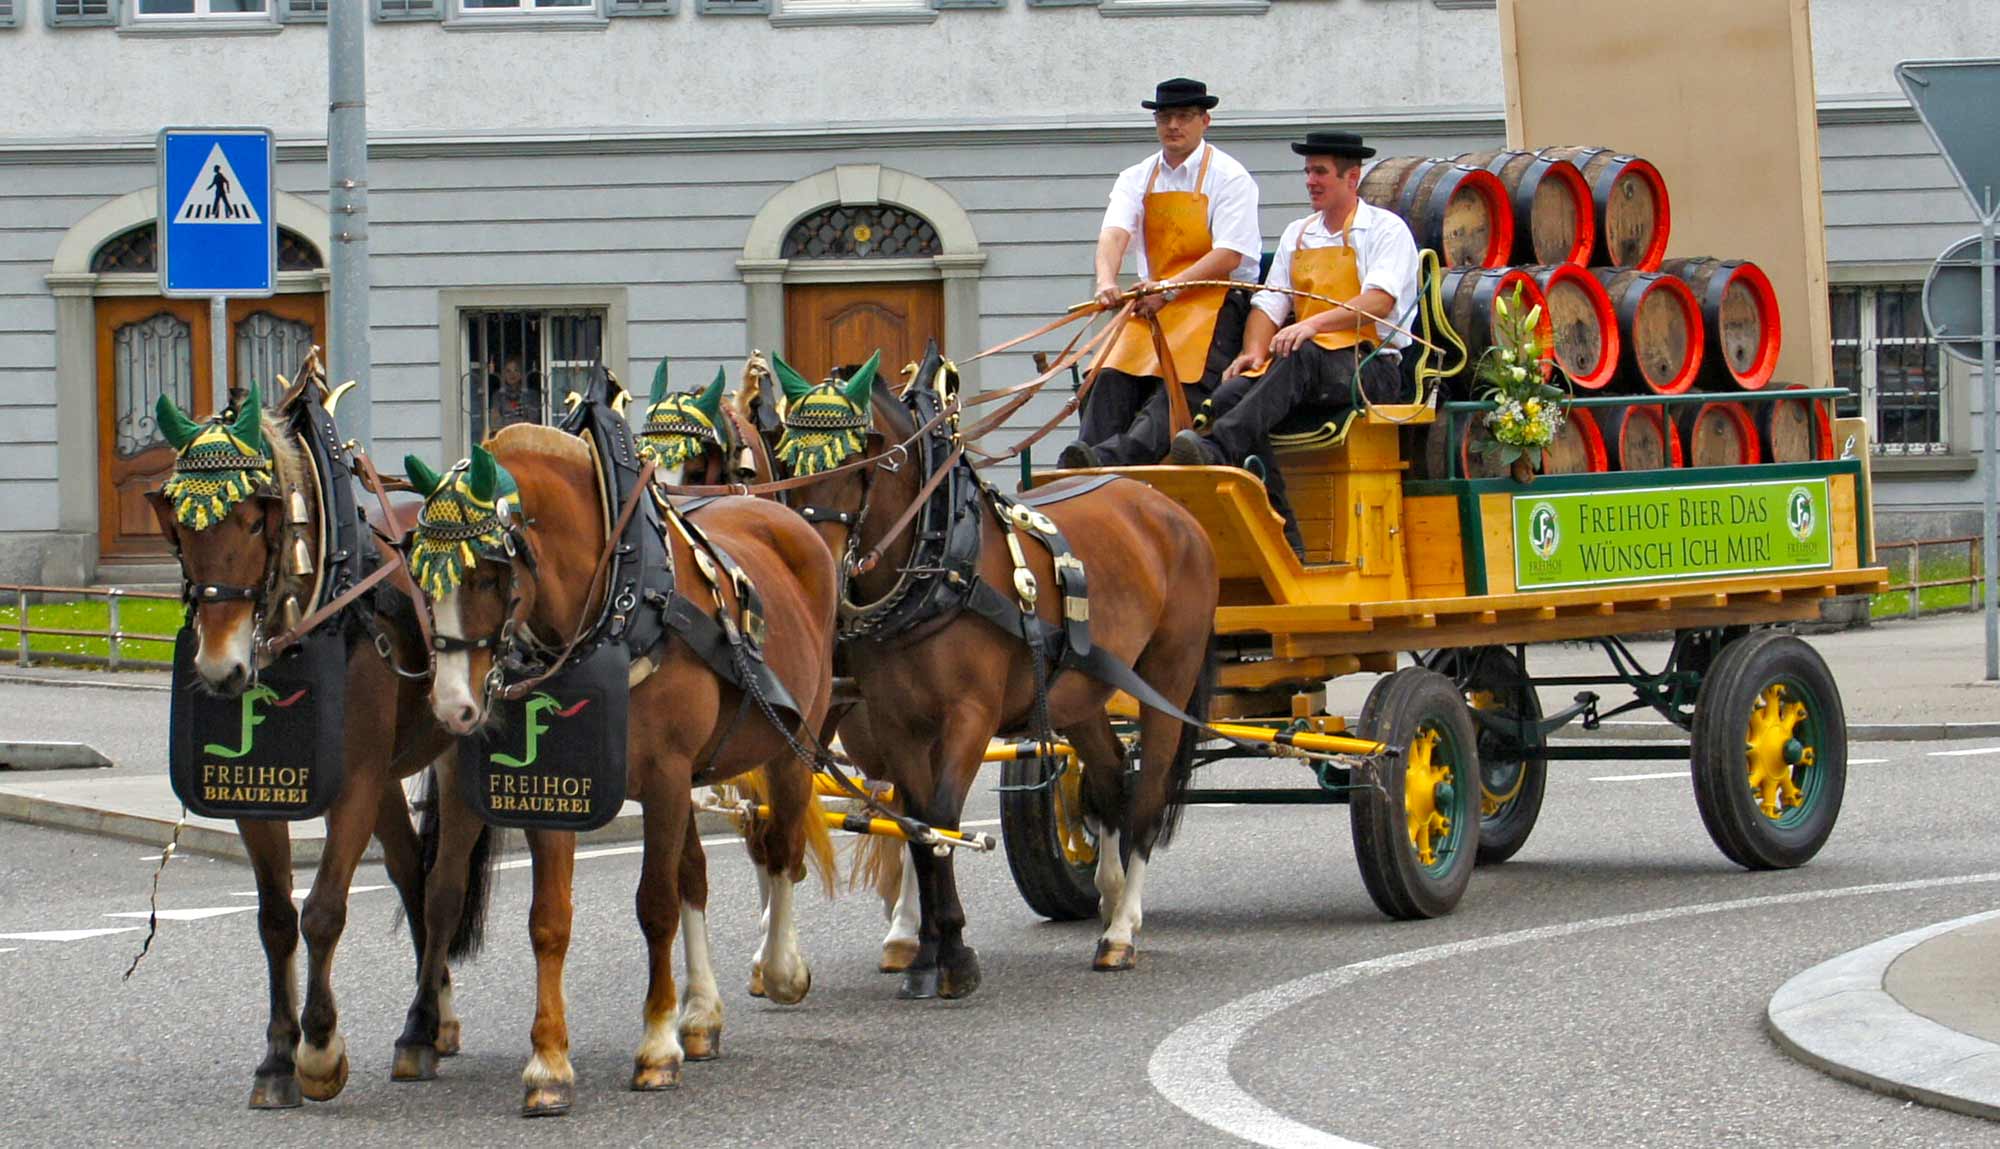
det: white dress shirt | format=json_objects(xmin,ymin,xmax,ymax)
[
  {"xmin": 1253, "ymin": 202, "xmax": 1421, "ymax": 351},
  {"xmin": 1101, "ymin": 142, "xmax": 1263, "ymax": 284}
]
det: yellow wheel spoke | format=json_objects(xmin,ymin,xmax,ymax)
[
  {"xmin": 1743, "ymin": 682, "xmax": 1813, "ymax": 821},
  {"xmin": 1404, "ymin": 728, "xmax": 1453, "ymax": 867}
]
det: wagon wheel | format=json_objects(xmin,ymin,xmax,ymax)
[
  {"xmin": 1351, "ymin": 668, "xmax": 1482, "ymax": 919},
  {"xmin": 1000, "ymin": 753, "xmax": 1100, "ymax": 921},
  {"xmin": 1434, "ymin": 648, "xmax": 1547, "ymax": 865},
  {"xmin": 1689, "ymin": 631, "xmax": 1847, "ymax": 869}
]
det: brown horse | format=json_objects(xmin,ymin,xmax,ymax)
[
  {"xmin": 636, "ymin": 355, "xmax": 777, "ymax": 488},
  {"xmin": 775, "ymin": 345, "xmax": 1220, "ymax": 996},
  {"xmin": 147, "ymin": 382, "xmax": 490, "ymax": 1108},
  {"xmin": 403, "ymin": 422, "xmax": 839, "ymax": 1115}
]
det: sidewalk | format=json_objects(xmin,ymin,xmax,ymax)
[
  {"xmin": 1770, "ymin": 910, "xmax": 2000, "ymax": 1121},
  {"xmin": 2, "ymin": 613, "xmax": 1995, "ymax": 862}
]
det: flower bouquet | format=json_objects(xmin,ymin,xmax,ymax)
[{"xmin": 1475, "ymin": 283, "xmax": 1569, "ymax": 483}]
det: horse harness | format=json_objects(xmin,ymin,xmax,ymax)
[{"xmin": 462, "ymin": 373, "xmax": 805, "ymax": 763}]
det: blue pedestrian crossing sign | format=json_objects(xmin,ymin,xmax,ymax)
[{"xmin": 158, "ymin": 128, "xmax": 276, "ymax": 297}]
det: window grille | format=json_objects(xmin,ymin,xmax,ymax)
[
  {"xmin": 781, "ymin": 204, "xmax": 941, "ymax": 259},
  {"xmin": 462, "ymin": 308, "xmax": 607, "ymax": 444},
  {"xmin": 1830, "ymin": 283, "xmax": 1948, "ymax": 455},
  {"xmin": 90, "ymin": 224, "xmax": 324, "ymax": 274}
]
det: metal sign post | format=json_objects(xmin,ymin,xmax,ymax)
[
  {"xmin": 158, "ymin": 128, "xmax": 277, "ymax": 412},
  {"xmin": 328, "ymin": 0, "xmax": 372, "ymax": 453},
  {"xmin": 1900, "ymin": 59, "xmax": 2000, "ymax": 681}
]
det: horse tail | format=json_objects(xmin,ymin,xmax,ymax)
[
  {"xmin": 848, "ymin": 795, "xmax": 905, "ymax": 898},
  {"xmin": 411, "ymin": 761, "xmax": 500, "ymax": 962},
  {"xmin": 1153, "ymin": 632, "xmax": 1218, "ymax": 851},
  {"xmin": 736, "ymin": 766, "xmax": 838, "ymax": 899}
]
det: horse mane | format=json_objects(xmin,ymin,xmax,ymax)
[
  {"xmin": 491, "ymin": 422, "xmax": 591, "ymax": 466},
  {"xmin": 870, "ymin": 384, "xmax": 916, "ymax": 441},
  {"xmin": 264, "ymin": 412, "xmax": 314, "ymax": 609}
]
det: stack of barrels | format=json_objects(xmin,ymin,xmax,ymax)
[{"xmin": 1366, "ymin": 146, "xmax": 1805, "ymax": 476}]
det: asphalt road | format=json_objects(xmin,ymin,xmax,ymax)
[{"xmin": 3, "ymin": 740, "xmax": 2000, "ymax": 1148}]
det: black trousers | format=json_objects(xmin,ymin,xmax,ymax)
[
  {"xmin": 1198, "ymin": 343, "xmax": 1409, "ymax": 542},
  {"xmin": 1080, "ymin": 288, "xmax": 1254, "ymax": 465}
]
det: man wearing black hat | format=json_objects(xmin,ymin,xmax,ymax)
[
  {"xmin": 1056, "ymin": 78, "xmax": 1262, "ymax": 471},
  {"xmin": 1168, "ymin": 130, "xmax": 1419, "ymax": 556}
]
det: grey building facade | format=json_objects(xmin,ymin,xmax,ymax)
[{"xmin": 0, "ymin": 0, "xmax": 1990, "ymax": 582}]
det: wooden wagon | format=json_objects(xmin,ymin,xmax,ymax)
[{"xmin": 996, "ymin": 391, "xmax": 1885, "ymax": 922}]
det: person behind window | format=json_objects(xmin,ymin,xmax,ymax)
[{"xmin": 486, "ymin": 355, "xmax": 545, "ymax": 433}]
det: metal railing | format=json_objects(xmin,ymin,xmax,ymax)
[
  {"xmin": 0, "ymin": 584, "xmax": 179, "ymax": 671},
  {"xmin": 1877, "ymin": 536, "xmax": 1984, "ymax": 620}
]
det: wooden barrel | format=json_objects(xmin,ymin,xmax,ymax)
[
  {"xmin": 1592, "ymin": 269, "xmax": 1704, "ymax": 394},
  {"xmin": 1678, "ymin": 401, "xmax": 1762, "ymax": 467},
  {"xmin": 1456, "ymin": 149, "xmax": 1596, "ymax": 266},
  {"xmin": 1524, "ymin": 263, "xmax": 1621, "ymax": 390},
  {"xmin": 1540, "ymin": 407, "xmax": 1609, "ymax": 474},
  {"xmin": 1757, "ymin": 384, "xmax": 1835, "ymax": 463},
  {"xmin": 1540, "ymin": 147, "xmax": 1672, "ymax": 270},
  {"xmin": 1657, "ymin": 257, "xmax": 1782, "ymax": 391},
  {"xmin": 1441, "ymin": 267, "xmax": 1556, "ymax": 375},
  {"xmin": 1359, "ymin": 157, "xmax": 1514, "ymax": 268},
  {"xmin": 1602, "ymin": 404, "xmax": 1684, "ymax": 472}
]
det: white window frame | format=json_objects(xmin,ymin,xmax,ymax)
[
  {"xmin": 455, "ymin": 0, "xmax": 600, "ymax": 15},
  {"xmin": 130, "ymin": 0, "xmax": 273, "ymax": 20},
  {"xmin": 1831, "ymin": 283, "xmax": 1949, "ymax": 457},
  {"xmin": 770, "ymin": 0, "xmax": 935, "ymax": 27}
]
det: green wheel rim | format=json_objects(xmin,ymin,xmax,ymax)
[{"xmin": 1746, "ymin": 674, "xmax": 1828, "ymax": 831}]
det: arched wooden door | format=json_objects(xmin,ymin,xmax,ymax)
[
  {"xmin": 95, "ymin": 294, "xmax": 325, "ymax": 558},
  {"xmin": 784, "ymin": 282, "xmax": 943, "ymax": 385}
]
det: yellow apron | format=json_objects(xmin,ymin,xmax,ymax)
[
  {"xmin": 1102, "ymin": 145, "xmax": 1233, "ymax": 385},
  {"xmin": 1244, "ymin": 210, "xmax": 1372, "ymax": 377}
]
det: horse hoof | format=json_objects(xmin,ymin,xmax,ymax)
[
  {"xmin": 747, "ymin": 962, "xmax": 765, "ymax": 999},
  {"xmin": 763, "ymin": 966, "xmax": 812, "ymax": 1007},
  {"xmin": 522, "ymin": 1082, "xmax": 574, "ymax": 1118},
  {"xmin": 681, "ymin": 1027, "xmax": 721, "ymax": 1062},
  {"xmin": 938, "ymin": 949, "xmax": 982, "ymax": 1000},
  {"xmin": 631, "ymin": 1060, "xmax": 682, "ymax": 1092},
  {"xmin": 1093, "ymin": 939, "xmax": 1137, "ymax": 972},
  {"xmin": 879, "ymin": 938, "xmax": 920, "ymax": 974},
  {"xmin": 435, "ymin": 1020, "xmax": 462, "ymax": 1058},
  {"xmin": 248, "ymin": 1073, "xmax": 302, "ymax": 1110},
  {"xmin": 391, "ymin": 1043, "xmax": 438, "ymax": 1083},
  {"xmin": 898, "ymin": 967, "xmax": 940, "ymax": 1000},
  {"xmin": 297, "ymin": 1052, "xmax": 349, "ymax": 1102}
]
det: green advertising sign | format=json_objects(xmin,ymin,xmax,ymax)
[{"xmin": 1513, "ymin": 478, "xmax": 1832, "ymax": 591}]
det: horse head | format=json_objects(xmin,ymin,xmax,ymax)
[
  {"xmin": 636, "ymin": 358, "xmax": 732, "ymax": 486},
  {"xmin": 147, "ymin": 388, "xmax": 289, "ymax": 696},
  {"xmin": 771, "ymin": 349, "xmax": 885, "ymax": 557},
  {"xmin": 405, "ymin": 430, "xmax": 601, "ymax": 735}
]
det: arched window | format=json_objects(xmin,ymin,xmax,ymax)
[
  {"xmin": 88, "ymin": 223, "xmax": 326, "ymax": 274},
  {"xmin": 781, "ymin": 204, "xmax": 941, "ymax": 260}
]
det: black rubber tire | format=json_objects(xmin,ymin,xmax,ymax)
[
  {"xmin": 1690, "ymin": 630, "xmax": 1847, "ymax": 870},
  {"xmin": 1350, "ymin": 668, "xmax": 1483, "ymax": 919},
  {"xmin": 999, "ymin": 756, "xmax": 1099, "ymax": 921},
  {"xmin": 1435, "ymin": 648, "xmax": 1548, "ymax": 865}
]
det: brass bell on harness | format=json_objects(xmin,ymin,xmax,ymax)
[
  {"xmin": 288, "ymin": 536, "xmax": 316, "ymax": 577},
  {"xmin": 287, "ymin": 490, "xmax": 312, "ymax": 525}
]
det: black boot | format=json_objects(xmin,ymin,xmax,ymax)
[
  {"xmin": 1057, "ymin": 442, "xmax": 1103, "ymax": 470},
  {"xmin": 1168, "ymin": 430, "xmax": 1221, "ymax": 466}
]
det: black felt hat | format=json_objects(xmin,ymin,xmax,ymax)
[
  {"xmin": 1292, "ymin": 130, "xmax": 1376, "ymax": 159},
  {"xmin": 1142, "ymin": 78, "xmax": 1219, "ymax": 111}
]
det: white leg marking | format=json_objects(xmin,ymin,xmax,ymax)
[
  {"xmin": 677, "ymin": 904, "xmax": 723, "ymax": 1037},
  {"xmin": 883, "ymin": 852, "xmax": 921, "ymax": 948},
  {"xmin": 295, "ymin": 1032, "xmax": 346, "ymax": 1079},
  {"xmin": 1095, "ymin": 828, "xmax": 1126, "ymax": 926},
  {"xmin": 751, "ymin": 866, "xmax": 772, "ymax": 967},
  {"xmin": 523, "ymin": 1049, "xmax": 574, "ymax": 1087},
  {"xmin": 437, "ymin": 979, "xmax": 458, "ymax": 1031},
  {"xmin": 1100, "ymin": 851, "xmax": 1147, "ymax": 947},
  {"xmin": 759, "ymin": 872, "xmax": 810, "ymax": 1004}
]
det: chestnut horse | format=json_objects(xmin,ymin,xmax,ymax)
[
  {"xmin": 148, "ymin": 382, "xmax": 493, "ymax": 1108},
  {"xmin": 775, "ymin": 345, "xmax": 1220, "ymax": 996},
  {"xmin": 402, "ymin": 425, "xmax": 839, "ymax": 1116},
  {"xmin": 636, "ymin": 355, "xmax": 777, "ymax": 488}
]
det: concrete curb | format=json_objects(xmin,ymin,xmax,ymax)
[
  {"xmin": 1768, "ymin": 909, "xmax": 2000, "ymax": 1122},
  {"xmin": 0, "ymin": 786, "xmax": 738, "ymax": 865},
  {"xmin": 0, "ymin": 742, "xmax": 113, "ymax": 769},
  {"xmin": 0, "ymin": 671, "xmax": 171, "ymax": 693}
]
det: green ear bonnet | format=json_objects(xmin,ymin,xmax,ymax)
[
  {"xmin": 158, "ymin": 390, "xmax": 274, "ymax": 530},
  {"xmin": 405, "ymin": 446, "xmax": 521, "ymax": 601},
  {"xmin": 773, "ymin": 350, "xmax": 879, "ymax": 477},
  {"xmin": 638, "ymin": 359, "xmax": 731, "ymax": 469}
]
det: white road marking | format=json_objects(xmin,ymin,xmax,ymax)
[
  {"xmin": 1851, "ymin": 758, "xmax": 1888, "ymax": 766},
  {"xmin": 1148, "ymin": 870, "xmax": 2000, "ymax": 1149},
  {"xmin": 0, "ymin": 927, "xmax": 143, "ymax": 943},
  {"xmin": 0, "ymin": 947, "xmax": 17, "ymax": 954},
  {"xmin": 229, "ymin": 884, "xmax": 390, "ymax": 898},
  {"xmin": 1589, "ymin": 771, "xmax": 1685, "ymax": 783},
  {"xmin": 1928, "ymin": 746, "xmax": 2000, "ymax": 758},
  {"xmin": 105, "ymin": 907, "xmax": 255, "ymax": 922},
  {"xmin": 493, "ymin": 819, "xmax": 1004, "ymax": 873}
]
